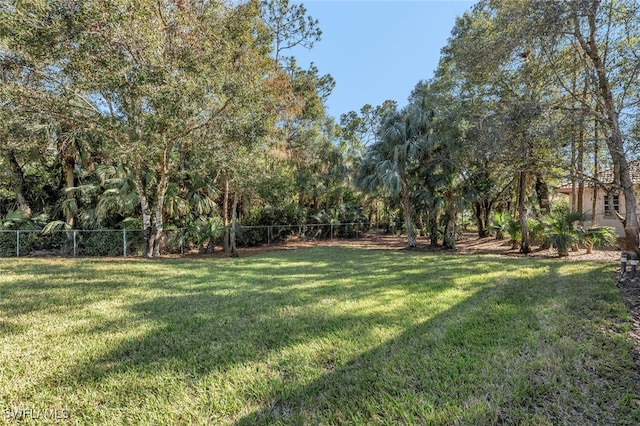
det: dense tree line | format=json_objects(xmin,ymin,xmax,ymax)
[
  {"xmin": 2, "ymin": 0, "xmax": 639, "ymax": 257},
  {"xmin": 355, "ymin": 0, "xmax": 640, "ymax": 253},
  {"xmin": 1, "ymin": 0, "xmax": 358, "ymax": 257}
]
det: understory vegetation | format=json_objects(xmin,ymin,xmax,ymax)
[{"xmin": 1, "ymin": 248, "xmax": 639, "ymax": 425}]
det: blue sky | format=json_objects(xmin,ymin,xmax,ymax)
[{"xmin": 290, "ymin": 0, "xmax": 476, "ymax": 120}]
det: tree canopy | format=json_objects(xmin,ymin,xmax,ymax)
[{"xmin": 2, "ymin": 0, "xmax": 640, "ymax": 255}]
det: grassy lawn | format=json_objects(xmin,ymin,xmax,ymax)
[{"xmin": 1, "ymin": 247, "xmax": 639, "ymax": 425}]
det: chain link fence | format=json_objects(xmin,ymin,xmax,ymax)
[
  {"xmin": 0, "ymin": 229, "xmax": 146, "ymax": 257},
  {"xmin": 0, "ymin": 222, "xmax": 395, "ymax": 257}
]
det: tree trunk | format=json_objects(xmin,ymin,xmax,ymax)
[
  {"xmin": 133, "ymin": 147, "xmax": 170, "ymax": 258},
  {"xmin": 62, "ymin": 152, "xmax": 76, "ymax": 228},
  {"xmin": 400, "ymin": 177, "xmax": 416, "ymax": 248},
  {"xmin": 229, "ymin": 191, "xmax": 239, "ymax": 257},
  {"xmin": 518, "ymin": 171, "xmax": 531, "ymax": 254},
  {"xmin": 139, "ymin": 193, "xmax": 153, "ymax": 258},
  {"xmin": 150, "ymin": 147, "xmax": 171, "ymax": 257},
  {"xmin": 577, "ymin": 123, "xmax": 585, "ymax": 218},
  {"xmin": 474, "ymin": 201, "xmax": 490, "ymax": 238},
  {"xmin": 223, "ymin": 177, "xmax": 230, "ymax": 253},
  {"xmin": 585, "ymin": 241, "xmax": 594, "ymax": 255},
  {"xmin": 443, "ymin": 191, "xmax": 457, "ymax": 249},
  {"xmin": 570, "ymin": 125, "xmax": 577, "ymax": 212},
  {"xmin": 619, "ymin": 166, "xmax": 639, "ymax": 253},
  {"xmin": 427, "ymin": 210, "xmax": 439, "ymax": 247},
  {"xmin": 151, "ymin": 202, "xmax": 164, "ymax": 257},
  {"xmin": 131, "ymin": 159, "xmax": 152, "ymax": 257},
  {"xmin": 534, "ymin": 173, "xmax": 551, "ymax": 216},
  {"xmin": 600, "ymin": 94, "xmax": 639, "ymax": 251},
  {"xmin": 574, "ymin": 5, "xmax": 640, "ymax": 253},
  {"xmin": 558, "ymin": 245, "xmax": 569, "ymax": 258},
  {"xmin": 577, "ymin": 68, "xmax": 589, "ymax": 223},
  {"xmin": 416, "ymin": 214, "xmax": 425, "ymax": 237},
  {"xmin": 482, "ymin": 201, "xmax": 492, "ymax": 238},
  {"xmin": 474, "ymin": 202, "xmax": 484, "ymax": 237},
  {"xmin": 139, "ymin": 188, "xmax": 167, "ymax": 258},
  {"xmin": 56, "ymin": 125, "xmax": 81, "ymax": 228},
  {"xmin": 591, "ymin": 122, "xmax": 599, "ymax": 226},
  {"xmin": 3, "ymin": 149, "xmax": 32, "ymax": 218},
  {"xmin": 473, "ymin": 201, "xmax": 488, "ymax": 238}
]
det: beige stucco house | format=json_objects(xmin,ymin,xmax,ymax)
[{"xmin": 554, "ymin": 161, "xmax": 640, "ymax": 236}]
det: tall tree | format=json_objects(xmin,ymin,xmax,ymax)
[
  {"xmin": 260, "ymin": 0, "xmax": 322, "ymax": 67},
  {"xmin": 480, "ymin": 0, "xmax": 640, "ymax": 251},
  {"xmin": 1, "ymin": 0, "xmax": 280, "ymax": 256},
  {"xmin": 358, "ymin": 105, "xmax": 431, "ymax": 247},
  {"xmin": 341, "ymin": 101, "xmax": 397, "ymax": 223},
  {"xmin": 567, "ymin": 0, "xmax": 640, "ymax": 251}
]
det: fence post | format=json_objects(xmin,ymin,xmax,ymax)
[
  {"xmin": 123, "ymin": 228, "xmax": 127, "ymax": 257},
  {"xmin": 16, "ymin": 230, "xmax": 20, "ymax": 257},
  {"xmin": 73, "ymin": 230, "xmax": 77, "ymax": 257}
]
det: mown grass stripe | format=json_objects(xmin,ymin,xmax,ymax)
[{"xmin": 1, "ymin": 247, "xmax": 638, "ymax": 425}]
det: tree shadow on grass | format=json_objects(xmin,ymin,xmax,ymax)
[
  {"xmin": 13, "ymin": 248, "xmax": 638, "ymax": 424},
  {"xmin": 62, "ymin": 249, "xmax": 495, "ymax": 375},
  {"xmin": 0, "ymin": 260, "xmax": 152, "ymax": 319},
  {"xmin": 234, "ymin": 261, "xmax": 640, "ymax": 425}
]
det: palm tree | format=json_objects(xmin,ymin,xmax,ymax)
[
  {"xmin": 545, "ymin": 210, "xmax": 586, "ymax": 257},
  {"xmin": 505, "ymin": 216, "xmax": 522, "ymax": 250},
  {"xmin": 491, "ymin": 211, "xmax": 510, "ymax": 240},
  {"xmin": 357, "ymin": 106, "xmax": 430, "ymax": 247}
]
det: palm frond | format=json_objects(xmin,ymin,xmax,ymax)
[{"xmin": 42, "ymin": 220, "xmax": 70, "ymax": 235}]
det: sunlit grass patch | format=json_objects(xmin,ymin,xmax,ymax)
[{"xmin": 1, "ymin": 248, "xmax": 639, "ymax": 425}]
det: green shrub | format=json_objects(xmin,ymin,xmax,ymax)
[
  {"xmin": 78, "ymin": 231, "xmax": 125, "ymax": 256},
  {"xmin": 0, "ymin": 231, "xmax": 21, "ymax": 256},
  {"xmin": 490, "ymin": 212, "xmax": 510, "ymax": 240},
  {"xmin": 579, "ymin": 225, "xmax": 617, "ymax": 254},
  {"xmin": 527, "ymin": 217, "xmax": 548, "ymax": 247},
  {"xmin": 545, "ymin": 210, "xmax": 586, "ymax": 257}
]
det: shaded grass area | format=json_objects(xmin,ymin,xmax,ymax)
[{"xmin": 1, "ymin": 248, "xmax": 639, "ymax": 424}]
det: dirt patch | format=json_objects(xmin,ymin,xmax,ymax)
[
  {"xmin": 173, "ymin": 233, "xmax": 409, "ymax": 259},
  {"xmin": 449, "ymin": 231, "xmax": 621, "ymax": 261},
  {"xmin": 177, "ymin": 231, "xmax": 621, "ymax": 261}
]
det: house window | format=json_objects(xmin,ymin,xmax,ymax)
[{"xmin": 604, "ymin": 194, "xmax": 620, "ymax": 216}]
